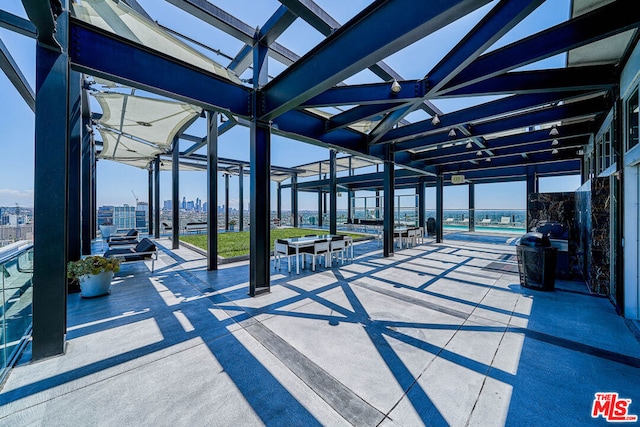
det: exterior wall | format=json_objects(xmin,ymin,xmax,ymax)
[
  {"xmin": 527, "ymin": 192, "xmax": 578, "ymax": 278},
  {"xmin": 622, "ymin": 40, "xmax": 640, "ymax": 319}
]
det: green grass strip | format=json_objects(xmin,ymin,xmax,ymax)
[{"xmin": 180, "ymin": 228, "xmax": 369, "ymax": 258}]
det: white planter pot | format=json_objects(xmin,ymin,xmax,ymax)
[{"xmin": 80, "ymin": 271, "xmax": 113, "ymax": 298}]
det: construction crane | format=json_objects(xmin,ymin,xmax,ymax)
[{"xmin": 131, "ymin": 190, "xmax": 139, "ymax": 206}]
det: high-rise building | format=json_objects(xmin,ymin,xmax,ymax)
[
  {"xmin": 163, "ymin": 200, "xmax": 172, "ymax": 210},
  {"xmin": 97, "ymin": 205, "xmax": 114, "ymax": 226},
  {"xmin": 182, "ymin": 196, "xmax": 186, "ymax": 210},
  {"xmin": 113, "ymin": 205, "xmax": 136, "ymax": 229}
]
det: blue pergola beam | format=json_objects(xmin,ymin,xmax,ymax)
[
  {"xmin": 439, "ymin": 0, "xmax": 640, "ymax": 95},
  {"xmin": 442, "ymin": 150, "xmax": 580, "ymax": 175},
  {"xmin": 432, "ymin": 137, "xmax": 587, "ymax": 167},
  {"xmin": 455, "ymin": 159, "xmax": 581, "ymax": 181},
  {"xmin": 229, "ymin": 5, "xmax": 297, "ymax": 74},
  {"xmin": 0, "ymin": 37, "xmax": 35, "ymax": 111},
  {"xmin": 441, "ymin": 65, "xmax": 619, "ymax": 97},
  {"xmin": 427, "ymin": 0, "xmax": 544, "ymax": 94},
  {"xmin": 0, "ymin": 9, "xmax": 36, "ymax": 37},
  {"xmin": 390, "ymin": 90, "xmax": 590, "ymax": 149},
  {"xmin": 279, "ymin": 0, "xmax": 440, "ymax": 120},
  {"xmin": 69, "ymin": 19, "xmax": 252, "ymax": 116},
  {"xmin": 415, "ymin": 123, "xmax": 593, "ymax": 162},
  {"xmin": 263, "ymin": 0, "xmax": 492, "ymax": 120},
  {"xmin": 166, "ymin": 0, "xmax": 298, "ymax": 67},
  {"xmin": 301, "ymin": 80, "xmax": 426, "ymax": 107},
  {"xmin": 326, "ymin": 102, "xmax": 404, "ymax": 131}
]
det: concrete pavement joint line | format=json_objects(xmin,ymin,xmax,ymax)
[
  {"xmin": 245, "ymin": 322, "xmax": 385, "ymax": 426},
  {"xmin": 464, "ymin": 290, "xmax": 520, "ymax": 426}
]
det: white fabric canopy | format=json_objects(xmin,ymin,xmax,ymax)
[
  {"xmin": 71, "ymin": 0, "xmax": 242, "ymax": 84},
  {"xmin": 93, "ymin": 92, "xmax": 201, "ymax": 148}
]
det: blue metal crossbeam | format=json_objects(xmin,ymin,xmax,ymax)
[
  {"xmin": 69, "ymin": 19, "xmax": 252, "ymax": 116},
  {"xmin": 0, "ymin": 37, "xmax": 35, "ymax": 111},
  {"xmin": 441, "ymin": 65, "xmax": 619, "ymax": 97},
  {"xmin": 0, "ymin": 9, "xmax": 36, "ymax": 38},
  {"xmin": 229, "ymin": 5, "xmax": 297, "ymax": 74},
  {"xmin": 439, "ymin": 0, "xmax": 640, "ymax": 95},
  {"xmin": 427, "ymin": 0, "xmax": 544, "ymax": 94},
  {"xmin": 397, "ymin": 96, "xmax": 607, "ymax": 155},
  {"xmin": 326, "ymin": 103, "xmax": 404, "ymax": 131},
  {"xmin": 390, "ymin": 91, "xmax": 589, "ymax": 149},
  {"xmin": 456, "ymin": 160, "xmax": 581, "ymax": 182},
  {"xmin": 429, "ymin": 136, "xmax": 587, "ymax": 167},
  {"xmin": 21, "ymin": 0, "xmax": 60, "ymax": 50},
  {"xmin": 263, "ymin": 0, "xmax": 492, "ymax": 120},
  {"xmin": 442, "ymin": 150, "xmax": 579, "ymax": 174},
  {"xmin": 301, "ymin": 80, "xmax": 426, "ymax": 107},
  {"xmin": 166, "ymin": 0, "xmax": 298, "ymax": 67},
  {"xmin": 415, "ymin": 122, "xmax": 593, "ymax": 162}
]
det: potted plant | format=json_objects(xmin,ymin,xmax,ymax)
[
  {"xmin": 228, "ymin": 219, "xmax": 237, "ymax": 231},
  {"xmin": 67, "ymin": 256, "xmax": 121, "ymax": 298}
]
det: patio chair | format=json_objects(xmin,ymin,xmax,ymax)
[
  {"xmin": 107, "ymin": 229, "xmax": 139, "ymax": 247},
  {"xmin": 480, "ymin": 218, "xmax": 492, "ymax": 224},
  {"xmin": 300, "ymin": 239, "xmax": 329, "ymax": 271},
  {"xmin": 104, "ymin": 238, "xmax": 158, "ymax": 272},
  {"xmin": 500, "ymin": 216, "xmax": 511, "ymax": 225},
  {"xmin": 329, "ymin": 235, "xmax": 346, "ymax": 266},
  {"xmin": 407, "ymin": 227, "xmax": 418, "ymax": 247},
  {"xmin": 273, "ymin": 239, "xmax": 296, "ymax": 273}
]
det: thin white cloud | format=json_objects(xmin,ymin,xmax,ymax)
[{"xmin": 0, "ymin": 189, "xmax": 34, "ymax": 207}]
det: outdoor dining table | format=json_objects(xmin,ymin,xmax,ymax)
[
  {"xmin": 283, "ymin": 234, "xmax": 353, "ymax": 274},
  {"xmin": 394, "ymin": 227, "xmax": 410, "ymax": 249}
]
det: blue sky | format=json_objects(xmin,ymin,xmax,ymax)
[{"xmin": 0, "ymin": 1, "xmax": 580, "ymax": 211}]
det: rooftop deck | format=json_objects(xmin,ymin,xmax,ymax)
[{"xmin": 1, "ymin": 237, "xmax": 639, "ymax": 426}]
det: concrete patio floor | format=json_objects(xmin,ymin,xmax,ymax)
[{"xmin": 1, "ymin": 236, "xmax": 639, "ymax": 426}]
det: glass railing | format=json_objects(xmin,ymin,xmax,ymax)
[
  {"xmin": 0, "ymin": 241, "xmax": 33, "ymax": 384},
  {"xmin": 426, "ymin": 209, "xmax": 527, "ymax": 233}
]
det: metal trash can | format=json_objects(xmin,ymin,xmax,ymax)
[{"xmin": 515, "ymin": 232, "xmax": 557, "ymax": 291}]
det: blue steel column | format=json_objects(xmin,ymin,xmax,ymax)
[
  {"xmin": 224, "ymin": 172, "xmax": 230, "ymax": 230},
  {"xmin": 154, "ymin": 156, "xmax": 160, "ymax": 238},
  {"xmin": 148, "ymin": 168, "xmax": 153, "ymax": 235},
  {"xmin": 31, "ymin": 12, "xmax": 69, "ymax": 360},
  {"xmin": 418, "ymin": 177, "xmax": 425, "ymax": 231},
  {"xmin": 68, "ymin": 71, "xmax": 81, "ymax": 263},
  {"xmin": 291, "ymin": 173, "xmax": 298, "ymax": 227},
  {"xmin": 81, "ymin": 94, "xmax": 93, "ymax": 255},
  {"xmin": 329, "ymin": 150, "xmax": 337, "ymax": 234},
  {"xmin": 249, "ymin": 27, "xmax": 270, "ymax": 296},
  {"xmin": 172, "ymin": 137, "xmax": 180, "ymax": 249},
  {"xmin": 207, "ymin": 111, "xmax": 218, "ymax": 270},
  {"xmin": 277, "ymin": 182, "xmax": 282, "ymax": 224},
  {"xmin": 436, "ymin": 175, "xmax": 444, "ymax": 243},
  {"xmin": 383, "ymin": 147, "xmax": 394, "ymax": 257},
  {"xmin": 239, "ymin": 165, "xmax": 244, "ymax": 231},
  {"xmin": 469, "ymin": 183, "xmax": 475, "ymax": 232},
  {"xmin": 347, "ymin": 158, "xmax": 353, "ymax": 223},
  {"xmin": 317, "ymin": 165, "xmax": 323, "ymax": 228},
  {"xmin": 526, "ymin": 172, "xmax": 538, "ymax": 230}
]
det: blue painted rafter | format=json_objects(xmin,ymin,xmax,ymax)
[
  {"xmin": 441, "ymin": 150, "xmax": 579, "ymax": 174},
  {"xmin": 415, "ymin": 122, "xmax": 593, "ymax": 162},
  {"xmin": 395, "ymin": 95, "xmax": 607, "ymax": 154},
  {"xmin": 388, "ymin": 91, "xmax": 591, "ymax": 148},
  {"xmin": 326, "ymin": 103, "xmax": 405, "ymax": 131},
  {"xmin": 440, "ymin": 65, "xmax": 619, "ymax": 97},
  {"xmin": 262, "ymin": 0, "xmax": 492, "ymax": 120},
  {"xmin": 439, "ymin": 0, "xmax": 640, "ymax": 95},
  {"xmin": 69, "ymin": 18, "xmax": 252, "ymax": 116},
  {"xmin": 427, "ymin": 0, "xmax": 544, "ymax": 94},
  {"xmin": 0, "ymin": 9, "xmax": 36, "ymax": 37},
  {"xmin": 301, "ymin": 80, "xmax": 426, "ymax": 107},
  {"xmin": 0, "ymin": 37, "xmax": 35, "ymax": 111},
  {"xmin": 228, "ymin": 5, "xmax": 297, "ymax": 75},
  {"xmin": 166, "ymin": 0, "xmax": 298, "ymax": 67}
]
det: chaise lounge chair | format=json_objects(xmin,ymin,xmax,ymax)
[
  {"xmin": 107, "ymin": 229, "xmax": 139, "ymax": 248},
  {"xmin": 104, "ymin": 238, "xmax": 158, "ymax": 272}
]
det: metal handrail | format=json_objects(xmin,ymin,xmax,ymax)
[{"xmin": 0, "ymin": 240, "xmax": 34, "ymax": 265}]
